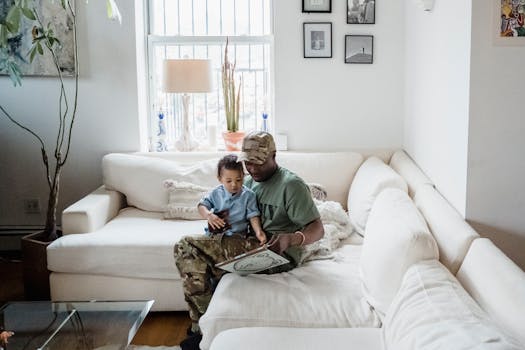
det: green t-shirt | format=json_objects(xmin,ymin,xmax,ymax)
[{"xmin": 244, "ymin": 166, "xmax": 320, "ymax": 264}]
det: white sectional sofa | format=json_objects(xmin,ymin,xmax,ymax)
[{"xmin": 46, "ymin": 150, "xmax": 525, "ymax": 349}]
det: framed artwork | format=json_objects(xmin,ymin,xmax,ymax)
[
  {"xmin": 493, "ymin": 0, "xmax": 525, "ymax": 46},
  {"xmin": 347, "ymin": 0, "xmax": 375, "ymax": 24},
  {"xmin": 0, "ymin": 0, "xmax": 75, "ymax": 76},
  {"xmin": 345, "ymin": 35, "xmax": 373, "ymax": 64},
  {"xmin": 303, "ymin": 22, "xmax": 332, "ymax": 58},
  {"xmin": 302, "ymin": 0, "xmax": 331, "ymax": 13}
]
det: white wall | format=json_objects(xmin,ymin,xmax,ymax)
[
  {"xmin": 1, "ymin": 1, "xmax": 406, "ymax": 228},
  {"xmin": 467, "ymin": 0, "xmax": 525, "ymax": 268},
  {"xmin": 274, "ymin": 0, "xmax": 404, "ymax": 150},
  {"xmin": 403, "ymin": 0, "xmax": 471, "ymax": 216},
  {"xmin": 0, "ymin": 2, "xmax": 140, "ymax": 228}
]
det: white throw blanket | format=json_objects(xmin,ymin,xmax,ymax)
[{"xmin": 300, "ymin": 199, "xmax": 356, "ymax": 263}]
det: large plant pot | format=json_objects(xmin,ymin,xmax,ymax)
[
  {"xmin": 222, "ymin": 131, "xmax": 245, "ymax": 151},
  {"xmin": 22, "ymin": 231, "xmax": 56, "ymax": 300}
]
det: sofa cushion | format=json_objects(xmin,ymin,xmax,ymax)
[
  {"xmin": 199, "ymin": 244, "xmax": 381, "ymax": 350},
  {"xmin": 163, "ymin": 180, "xmax": 211, "ymax": 220},
  {"xmin": 102, "ymin": 154, "xmax": 219, "ymax": 212},
  {"xmin": 209, "ymin": 327, "xmax": 383, "ymax": 350},
  {"xmin": 388, "ymin": 150, "xmax": 433, "ymax": 197},
  {"xmin": 384, "ymin": 259, "xmax": 522, "ymax": 350},
  {"xmin": 360, "ymin": 188, "xmax": 438, "ymax": 317},
  {"xmin": 48, "ymin": 207, "xmax": 206, "ymax": 280},
  {"xmin": 414, "ymin": 185, "xmax": 478, "ymax": 274},
  {"xmin": 348, "ymin": 156, "xmax": 408, "ymax": 235},
  {"xmin": 277, "ymin": 152, "xmax": 364, "ymax": 209},
  {"xmin": 456, "ymin": 238, "xmax": 525, "ymax": 346}
]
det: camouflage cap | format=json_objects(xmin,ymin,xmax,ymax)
[{"xmin": 237, "ymin": 131, "xmax": 276, "ymax": 165}]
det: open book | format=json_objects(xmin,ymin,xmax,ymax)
[{"xmin": 215, "ymin": 245, "xmax": 290, "ymax": 275}]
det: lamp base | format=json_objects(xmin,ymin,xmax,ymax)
[{"xmin": 175, "ymin": 132, "xmax": 199, "ymax": 152}]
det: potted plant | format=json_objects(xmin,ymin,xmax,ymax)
[
  {"xmin": 221, "ymin": 38, "xmax": 245, "ymax": 151},
  {"xmin": 0, "ymin": 0, "xmax": 120, "ymax": 299}
]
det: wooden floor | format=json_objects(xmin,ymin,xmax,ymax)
[{"xmin": 0, "ymin": 252, "xmax": 191, "ymax": 346}]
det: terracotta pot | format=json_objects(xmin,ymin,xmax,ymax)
[{"xmin": 222, "ymin": 131, "xmax": 245, "ymax": 151}]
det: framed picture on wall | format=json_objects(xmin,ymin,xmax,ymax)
[
  {"xmin": 493, "ymin": 0, "xmax": 525, "ymax": 46},
  {"xmin": 303, "ymin": 22, "xmax": 332, "ymax": 58},
  {"xmin": 347, "ymin": 0, "xmax": 375, "ymax": 24},
  {"xmin": 0, "ymin": 0, "xmax": 75, "ymax": 76},
  {"xmin": 345, "ymin": 35, "xmax": 373, "ymax": 64},
  {"xmin": 302, "ymin": 0, "xmax": 331, "ymax": 13}
]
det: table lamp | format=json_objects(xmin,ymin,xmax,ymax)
[{"xmin": 161, "ymin": 59, "xmax": 213, "ymax": 151}]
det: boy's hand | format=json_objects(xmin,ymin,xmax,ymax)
[
  {"xmin": 255, "ymin": 230, "xmax": 267, "ymax": 245},
  {"xmin": 207, "ymin": 213, "xmax": 225, "ymax": 229}
]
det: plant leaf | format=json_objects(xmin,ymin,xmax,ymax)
[
  {"xmin": 37, "ymin": 42, "xmax": 43, "ymax": 55},
  {"xmin": 29, "ymin": 46, "xmax": 37, "ymax": 62},
  {"xmin": 21, "ymin": 7, "xmax": 36, "ymax": 20},
  {"xmin": 6, "ymin": 6, "xmax": 21, "ymax": 33},
  {"xmin": 0, "ymin": 25, "xmax": 7, "ymax": 47}
]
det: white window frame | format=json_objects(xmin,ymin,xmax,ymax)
[{"xmin": 145, "ymin": 1, "xmax": 274, "ymax": 152}]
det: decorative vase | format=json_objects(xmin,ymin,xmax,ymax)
[{"xmin": 222, "ymin": 131, "xmax": 245, "ymax": 151}]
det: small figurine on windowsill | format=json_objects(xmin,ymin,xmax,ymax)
[{"xmin": 0, "ymin": 329, "xmax": 14, "ymax": 349}]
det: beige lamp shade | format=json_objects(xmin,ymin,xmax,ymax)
[{"xmin": 161, "ymin": 59, "xmax": 213, "ymax": 93}]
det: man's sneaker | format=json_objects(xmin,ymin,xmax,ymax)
[{"xmin": 180, "ymin": 332, "xmax": 202, "ymax": 350}]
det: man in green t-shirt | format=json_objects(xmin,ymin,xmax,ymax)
[{"xmin": 174, "ymin": 131, "xmax": 324, "ymax": 350}]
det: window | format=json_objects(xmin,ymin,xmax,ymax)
[{"xmin": 147, "ymin": 0, "xmax": 273, "ymax": 151}]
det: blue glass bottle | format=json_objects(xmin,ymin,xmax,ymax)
[{"xmin": 156, "ymin": 112, "xmax": 168, "ymax": 152}]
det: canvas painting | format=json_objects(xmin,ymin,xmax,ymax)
[
  {"xmin": 0, "ymin": 0, "xmax": 75, "ymax": 76},
  {"xmin": 500, "ymin": 0, "xmax": 525, "ymax": 37}
]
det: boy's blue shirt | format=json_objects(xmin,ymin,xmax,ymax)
[{"xmin": 199, "ymin": 184, "xmax": 260, "ymax": 235}]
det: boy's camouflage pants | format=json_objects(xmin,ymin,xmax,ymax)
[{"xmin": 173, "ymin": 233, "xmax": 294, "ymax": 332}]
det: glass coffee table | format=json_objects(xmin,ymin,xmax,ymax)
[{"xmin": 0, "ymin": 300, "xmax": 153, "ymax": 350}]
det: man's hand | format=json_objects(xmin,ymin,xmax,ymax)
[
  {"xmin": 267, "ymin": 218, "xmax": 324, "ymax": 255},
  {"xmin": 267, "ymin": 233, "xmax": 293, "ymax": 255}
]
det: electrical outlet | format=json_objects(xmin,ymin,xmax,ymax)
[{"xmin": 23, "ymin": 198, "xmax": 41, "ymax": 214}]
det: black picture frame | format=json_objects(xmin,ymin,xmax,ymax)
[
  {"xmin": 302, "ymin": 0, "xmax": 332, "ymax": 13},
  {"xmin": 344, "ymin": 35, "xmax": 373, "ymax": 64},
  {"xmin": 303, "ymin": 22, "xmax": 332, "ymax": 58},
  {"xmin": 347, "ymin": 0, "xmax": 375, "ymax": 24}
]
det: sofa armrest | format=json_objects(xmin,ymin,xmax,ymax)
[{"xmin": 62, "ymin": 186, "xmax": 126, "ymax": 235}]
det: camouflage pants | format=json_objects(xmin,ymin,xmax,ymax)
[{"xmin": 174, "ymin": 233, "xmax": 294, "ymax": 332}]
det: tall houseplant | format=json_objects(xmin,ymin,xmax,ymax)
[
  {"xmin": 221, "ymin": 38, "xmax": 245, "ymax": 151},
  {"xmin": 0, "ymin": 0, "xmax": 121, "ymax": 242}
]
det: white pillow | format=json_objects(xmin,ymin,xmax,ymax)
[
  {"xmin": 163, "ymin": 180, "xmax": 211, "ymax": 220},
  {"xmin": 347, "ymin": 156, "xmax": 407, "ymax": 235},
  {"xmin": 102, "ymin": 154, "xmax": 218, "ymax": 212},
  {"xmin": 300, "ymin": 199, "xmax": 355, "ymax": 263},
  {"xmin": 384, "ymin": 260, "xmax": 522, "ymax": 350},
  {"xmin": 360, "ymin": 188, "xmax": 438, "ymax": 317}
]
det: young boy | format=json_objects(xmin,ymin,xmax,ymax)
[{"xmin": 198, "ymin": 154, "xmax": 267, "ymax": 244}]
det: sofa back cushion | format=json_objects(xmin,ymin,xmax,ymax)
[
  {"xmin": 384, "ymin": 259, "xmax": 522, "ymax": 350},
  {"xmin": 414, "ymin": 185, "xmax": 479, "ymax": 274},
  {"xmin": 102, "ymin": 154, "xmax": 219, "ymax": 212},
  {"xmin": 106, "ymin": 151, "xmax": 365, "ymax": 211},
  {"xmin": 276, "ymin": 152, "xmax": 364, "ymax": 208},
  {"xmin": 456, "ymin": 238, "xmax": 525, "ymax": 345},
  {"xmin": 360, "ymin": 188, "xmax": 438, "ymax": 316},
  {"xmin": 388, "ymin": 150, "xmax": 433, "ymax": 197},
  {"xmin": 348, "ymin": 157, "xmax": 408, "ymax": 235}
]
